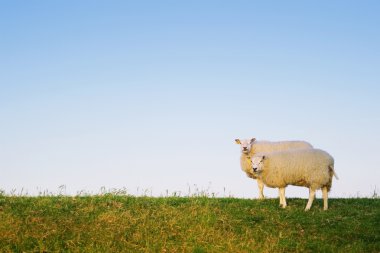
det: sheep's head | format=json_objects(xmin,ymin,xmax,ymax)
[
  {"xmin": 251, "ymin": 155, "xmax": 265, "ymax": 173},
  {"xmin": 235, "ymin": 138, "xmax": 256, "ymax": 154}
]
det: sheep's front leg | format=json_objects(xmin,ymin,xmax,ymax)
[
  {"xmin": 322, "ymin": 186, "xmax": 328, "ymax": 210},
  {"xmin": 305, "ymin": 188, "xmax": 316, "ymax": 211},
  {"xmin": 279, "ymin": 187, "xmax": 287, "ymax": 208},
  {"xmin": 257, "ymin": 179, "xmax": 265, "ymax": 199}
]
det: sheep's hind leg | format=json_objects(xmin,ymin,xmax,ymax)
[
  {"xmin": 305, "ymin": 188, "xmax": 316, "ymax": 211},
  {"xmin": 280, "ymin": 187, "xmax": 286, "ymax": 208},
  {"xmin": 322, "ymin": 186, "xmax": 328, "ymax": 210},
  {"xmin": 279, "ymin": 187, "xmax": 287, "ymax": 208},
  {"xmin": 257, "ymin": 179, "xmax": 265, "ymax": 199}
]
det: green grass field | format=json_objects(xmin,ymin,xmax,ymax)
[{"xmin": 0, "ymin": 193, "xmax": 379, "ymax": 253}]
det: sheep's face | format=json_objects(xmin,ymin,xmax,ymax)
[
  {"xmin": 251, "ymin": 155, "xmax": 265, "ymax": 173},
  {"xmin": 235, "ymin": 138, "xmax": 256, "ymax": 154}
]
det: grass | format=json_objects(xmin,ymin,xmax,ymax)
[{"xmin": 0, "ymin": 192, "xmax": 379, "ymax": 252}]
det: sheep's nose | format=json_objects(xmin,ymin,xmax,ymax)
[
  {"xmin": 243, "ymin": 147, "xmax": 247, "ymax": 150},
  {"xmin": 253, "ymin": 168, "xmax": 257, "ymax": 172}
]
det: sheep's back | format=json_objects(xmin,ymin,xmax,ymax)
[{"xmin": 251, "ymin": 141, "xmax": 313, "ymax": 155}]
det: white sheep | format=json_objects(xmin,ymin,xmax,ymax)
[
  {"xmin": 251, "ymin": 149, "xmax": 339, "ymax": 211},
  {"xmin": 235, "ymin": 138, "xmax": 313, "ymax": 199}
]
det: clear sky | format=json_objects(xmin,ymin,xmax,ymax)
[{"xmin": 1, "ymin": 1, "xmax": 379, "ymax": 198}]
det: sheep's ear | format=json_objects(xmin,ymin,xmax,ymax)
[
  {"xmin": 235, "ymin": 139, "xmax": 241, "ymax": 144},
  {"xmin": 250, "ymin": 138, "xmax": 256, "ymax": 144}
]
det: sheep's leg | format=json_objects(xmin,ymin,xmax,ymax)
[
  {"xmin": 322, "ymin": 186, "xmax": 328, "ymax": 210},
  {"xmin": 257, "ymin": 179, "xmax": 265, "ymax": 199},
  {"xmin": 281, "ymin": 187, "xmax": 287, "ymax": 208},
  {"xmin": 305, "ymin": 188, "xmax": 316, "ymax": 211},
  {"xmin": 278, "ymin": 188, "xmax": 283, "ymax": 207},
  {"xmin": 279, "ymin": 187, "xmax": 287, "ymax": 208}
]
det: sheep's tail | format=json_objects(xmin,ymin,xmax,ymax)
[
  {"xmin": 333, "ymin": 171, "xmax": 339, "ymax": 180},
  {"xmin": 329, "ymin": 165, "xmax": 339, "ymax": 180}
]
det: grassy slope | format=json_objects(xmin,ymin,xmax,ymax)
[{"xmin": 0, "ymin": 195, "xmax": 379, "ymax": 253}]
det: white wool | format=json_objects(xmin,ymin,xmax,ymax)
[
  {"xmin": 252, "ymin": 148, "xmax": 338, "ymax": 211},
  {"xmin": 250, "ymin": 141, "xmax": 313, "ymax": 156},
  {"xmin": 235, "ymin": 138, "xmax": 313, "ymax": 199}
]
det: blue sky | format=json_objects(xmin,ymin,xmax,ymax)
[{"xmin": 1, "ymin": 1, "xmax": 379, "ymax": 197}]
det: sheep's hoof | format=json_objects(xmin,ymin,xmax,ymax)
[{"xmin": 304, "ymin": 208, "xmax": 310, "ymax": 211}]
